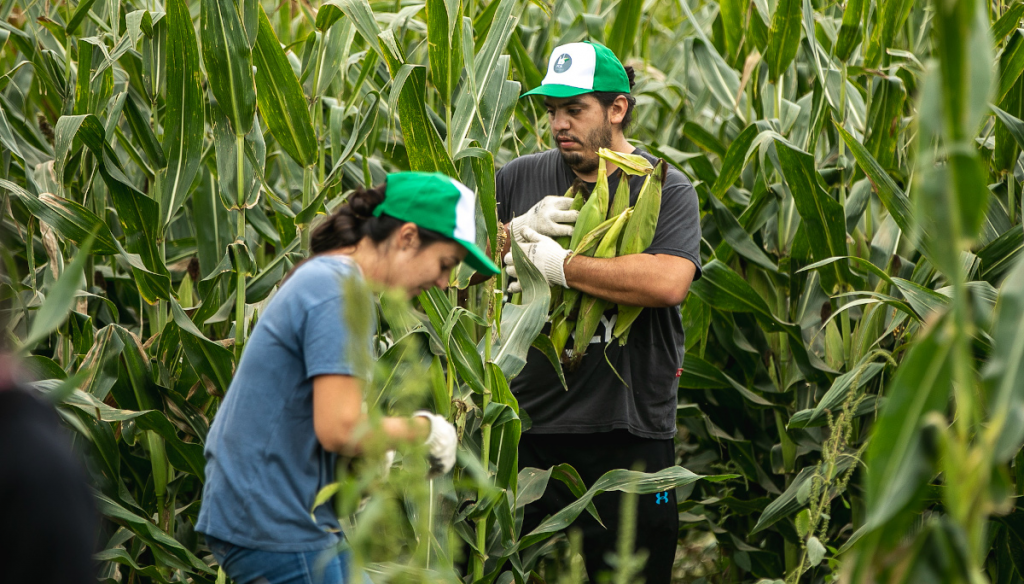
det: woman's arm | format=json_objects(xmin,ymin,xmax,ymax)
[{"xmin": 312, "ymin": 374, "xmax": 430, "ymax": 455}]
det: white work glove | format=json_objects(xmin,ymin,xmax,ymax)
[
  {"xmin": 510, "ymin": 196, "xmax": 578, "ymax": 242},
  {"xmin": 413, "ymin": 411, "xmax": 457, "ymax": 477},
  {"xmin": 504, "ymin": 227, "xmax": 570, "ymax": 294}
]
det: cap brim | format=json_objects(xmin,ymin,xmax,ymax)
[
  {"xmin": 457, "ymin": 239, "xmax": 501, "ymax": 277},
  {"xmin": 521, "ymin": 84, "xmax": 595, "ymax": 99}
]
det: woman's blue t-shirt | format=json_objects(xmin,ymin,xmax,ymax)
[{"xmin": 196, "ymin": 255, "xmax": 373, "ymax": 552}]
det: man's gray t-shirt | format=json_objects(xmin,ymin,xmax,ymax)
[
  {"xmin": 496, "ymin": 148, "xmax": 702, "ymax": 439},
  {"xmin": 197, "ymin": 255, "xmax": 372, "ymax": 551}
]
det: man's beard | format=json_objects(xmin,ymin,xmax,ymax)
[{"xmin": 556, "ymin": 119, "xmax": 613, "ymax": 175}]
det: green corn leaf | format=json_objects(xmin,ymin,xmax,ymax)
[
  {"xmin": 862, "ymin": 326, "xmax": 953, "ymax": 534},
  {"xmin": 983, "ymin": 254, "xmax": 1024, "ymax": 461},
  {"xmin": 764, "ymin": 0, "xmax": 802, "ymax": 82},
  {"xmin": 834, "ymin": 0, "xmax": 865, "ymax": 61},
  {"xmin": 863, "ymin": 0, "xmax": 915, "ymax": 68},
  {"xmin": 991, "ymin": 3, "xmax": 1024, "ymax": 46},
  {"xmin": 708, "ymin": 194, "xmax": 779, "ymax": 272},
  {"xmin": 998, "ymin": 30, "xmax": 1024, "ymax": 103},
  {"xmin": 161, "ymin": 0, "xmax": 205, "ymax": 227},
  {"xmin": 253, "ymin": 4, "xmax": 318, "ymax": 167},
  {"xmin": 774, "ymin": 139, "xmax": 853, "ymax": 291},
  {"xmin": 605, "ymin": 0, "xmax": 642, "ymax": 60},
  {"xmin": 201, "ymin": 0, "xmax": 256, "ymax": 137},
  {"xmin": 22, "ymin": 231, "xmax": 96, "ymax": 351},
  {"xmin": 426, "ymin": 0, "xmax": 463, "ymax": 106},
  {"xmin": 492, "ymin": 236, "xmax": 550, "ymax": 378}
]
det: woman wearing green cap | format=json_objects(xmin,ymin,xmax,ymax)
[{"xmin": 196, "ymin": 172, "xmax": 500, "ymax": 584}]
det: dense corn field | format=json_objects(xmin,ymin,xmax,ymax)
[{"xmin": 4, "ymin": 0, "xmax": 1024, "ymax": 581}]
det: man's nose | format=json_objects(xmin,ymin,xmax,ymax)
[
  {"xmin": 436, "ymin": 273, "xmax": 450, "ymax": 290},
  {"xmin": 550, "ymin": 110, "xmax": 571, "ymax": 132}
]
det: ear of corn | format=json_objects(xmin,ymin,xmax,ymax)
[
  {"xmin": 552, "ymin": 181, "xmax": 585, "ymax": 312},
  {"xmin": 612, "ymin": 160, "xmax": 665, "ymax": 344},
  {"xmin": 598, "ymin": 147, "xmax": 655, "ymax": 175},
  {"xmin": 568, "ymin": 209, "xmax": 632, "ymax": 370},
  {"xmin": 608, "ymin": 173, "xmax": 631, "ymax": 219},
  {"xmin": 568, "ymin": 158, "xmax": 609, "ymax": 251},
  {"xmin": 571, "ymin": 209, "xmax": 633, "ymax": 258}
]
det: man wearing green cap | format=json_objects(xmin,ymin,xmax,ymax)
[{"xmin": 498, "ymin": 41, "xmax": 702, "ymax": 582}]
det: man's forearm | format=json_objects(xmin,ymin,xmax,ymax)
[{"xmin": 562, "ymin": 253, "xmax": 696, "ymax": 307}]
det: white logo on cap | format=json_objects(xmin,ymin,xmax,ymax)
[{"xmin": 553, "ymin": 53, "xmax": 572, "ymax": 73}]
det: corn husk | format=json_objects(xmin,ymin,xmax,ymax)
[
  {"xmin": 608, "ymin": 172, "xmax": 631, "ymax": 219},
  {"xmin": 570, "ymin": 209, "xmax": 633, "ymax": 258},
  {"xmin": 612, "ymin": 160, "xmax": 665, "ymax": 344},
  {"xmin": 567, "ymin": 208, "xmax": 631, "ymax": 371},
  {"xmin": 568, "ymin": 158, "xmax": 609, "ymax": 251},
  {"xmin": 597, "ymin": 148, "xmax": 655, "ymax": 176},
  {"xmin": 551, "ymin": 181, "xmax": 585, "ymax": 312}
]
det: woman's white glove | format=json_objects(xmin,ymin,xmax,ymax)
[
  {"xmin": 510, "ymin": 196, "xmax": 578, "ymax": 242},
  {"xmin": 413, "ymin": 411, "xmax": 457, "ymax": 477},
  {"xmin": 504, "ymin": 227, "xmax": 570, "ymax": 293}
]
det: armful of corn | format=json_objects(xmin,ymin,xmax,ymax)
[{"xmin": 541, "ymin": 149, "xmax": 664, "ymax": 373}]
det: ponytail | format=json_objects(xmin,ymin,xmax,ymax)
[
  {"xmin": 310, "ymin": 183, "xmax": 388, "ymax": 253},
  {"xmin": 285, "ymin": 181, "xmax": 453, "ymax": 282}
]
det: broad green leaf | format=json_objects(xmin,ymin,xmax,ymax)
[
  {"xmin": 169, "ymin": 299, "xmax": 235, "ymax": 394},
  {"xmin": 991, "ymin": 3, "xmax": 1024, "ymax": 46},
  {"xmin": 864, "ymin": 0, "xmax": 914, "ymax": 68},
  {"xmin": 519, "ymin": 466, "xmax": 726, "ymax": 549},
  {"xmin": 161, "ymin": 0, "xmax": 205, "ymax": 227},
  {"xmin": 418, "ymin": 288, "xmax": 487, "ymax": 394},
  {"xmin": 0, "ymin": 181, "xmax": 119, "ymax": 254},
  {"xmin": 788, "ymin": 361, "xmax": 884, "ymax": 428},
  {"xmin": 982, "ymin": 254, "xmax": 1024, "ymax": 461},
  {"xmin": 691, "ymin": 38, "xmax": 745, "ymax": 118},
  {"xmin": 834, "ymin": 0, "xmax": 865, "ymax": 61},
  {"xmin": 23, "ymin": 232, "xmax": 95, "ymax": 350},
  {"xmin": 253, "ymin": 5, "xmax": 318, "ymax": 167},
  {"xmin": 605, "ymin": 0, "xmax": 643, "ymax": 60},
  {"xmin": 864, "ymin": 76, "xmax": 906, "ymax": 170},
  {"xmin": 426, "ymin": 0, "xmax": 463, "ymax": 106},
  {"xmin": 752, "ymin": 455, "xmax": 857, "ymax": 534},
  {"xmin": 708, "ymin": 194, "xmax": 779, "ymax": 272},
  {"xmin": 93, "ymin": 493, "xmax": 213, "ymax": 573},
  {"xmin": 712, "ymin": 122, "xmax": 762, "ymax": 198},
  {"xmin": 764, "ymin": 0, "xmax": 801, "ymax": 82},
  {"xmin": 384, "ymin": 63, "xmax": 456, "ymax": 176},
  {"xmin": 201, "ymin": 0, "xmax": 256, "ymax": 137},
  {"xmin": 998, "ymin": 30, "xmax": 1024, "ymax": 103},
  {"xmin": 863, "ymin": 327, "xmax": 953, "ymax": 533},
  {"xmin": 491, "ymin": 236, "xmax": 550, "ymax": 378},
  {"xmin": 774, "ymin": 140, "xmax": 852, "ymax": 291}
]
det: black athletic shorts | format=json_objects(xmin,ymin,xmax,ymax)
[{"xmin": 518, "ymin": 430, "xmax": 679, "ymax": 583}]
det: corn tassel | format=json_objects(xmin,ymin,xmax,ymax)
[{"xmin": 612, "ymin": 160, "xmax": 665, "ymax": 344}]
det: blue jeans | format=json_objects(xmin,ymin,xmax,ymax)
[{"xmin": 206, "ymin": 536, "xmax": 369, "ymax": 584}]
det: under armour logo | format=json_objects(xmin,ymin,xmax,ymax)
[{"xmin": 655, "ymin": 492, "xmax": 669, "ymax": 505}]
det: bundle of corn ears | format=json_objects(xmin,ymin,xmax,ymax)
[{"xmin": 548, "ymin": 148, "xmax": 664, "ymax": 372}]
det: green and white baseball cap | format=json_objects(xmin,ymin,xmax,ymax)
[
  {"xmin": 521, "ymin": 41, "xmax": 631, "ymax": 99},
  {"xmin": 375, "ymin": 172, "xmax": 500, "ymax": 276}
]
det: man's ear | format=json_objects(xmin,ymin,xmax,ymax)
[{"xmin": 607, "ymin": 95, "xmax": 629, "ymax": 126}]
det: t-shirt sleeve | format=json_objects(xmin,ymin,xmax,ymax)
[
  {"xmin": 495, "ymin": 163, "xmax": 514, "ymax": 224},
  {"xmin": 299, "ymin": 271, "xmax": 372, "ymax": 379},
  {"xmin": 643, "ymin": 169, "xmax": 703, "ymax": 280}
]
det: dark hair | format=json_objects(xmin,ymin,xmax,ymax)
[
  {"xmin": 283, "ymin": 182, "xmax": 452, "ymax": 282},
  {"xmin": 592, "ymin": 65, "xmax": 637, "ymax": 133},
  {"xmin": 309, "ymin": 183, "xmax": 449, "ymax": 254}
]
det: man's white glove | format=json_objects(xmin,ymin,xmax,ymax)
[
  {"xmin": 413, "ymin": 411, "xmax": 457, "ymax": 477},
  {"xmin": 510, "ymin": 196, "xmax": 578, "ymax": 242},
  {"xmin": 504, "ymin": 227, "xmax": 570, "ymax": 294}
]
